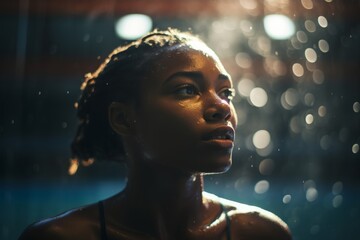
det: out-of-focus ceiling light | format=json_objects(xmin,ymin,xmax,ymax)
[
  {"xmin": 263, "ymin": 14, "xmax": 295, "ymax": 40},
  {"xmin": 115, "ymin": 14, "xmax": 153, "ymax": 40}
]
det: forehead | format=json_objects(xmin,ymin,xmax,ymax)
[{"xmin": 145, "ymin": 42, "xmax": 229, "ymax": 82}]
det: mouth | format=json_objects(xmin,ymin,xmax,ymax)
[{"xmin": 202, "ymin": 126, "xmax": 235, "ymax": 148}]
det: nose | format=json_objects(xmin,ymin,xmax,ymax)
[{"xmin": 204, "ymin": 94, "xmax": 231, "ymax": 123}]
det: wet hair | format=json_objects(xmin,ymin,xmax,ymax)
[{"xmin": 71, "ymin": 28, "xmax": 202, "ymax": 166}]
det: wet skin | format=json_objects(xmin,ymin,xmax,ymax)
[{"xmin": 19, "ymin": 43, "xmax": 291, "ymax": 240}]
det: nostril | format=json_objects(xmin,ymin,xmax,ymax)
[{"xmin": 211, "ymin": 112, "xmax": 222, "ymax": 120}]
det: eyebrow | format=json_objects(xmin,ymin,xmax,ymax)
[{"xmin": 163, "ymin": 71, "xmax": 231, "ymax": 86}]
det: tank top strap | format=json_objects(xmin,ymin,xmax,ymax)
[
  {"xmin": 98, "ymin": 201, "xmax": 108, "ymax": 240},
  {"xmin": 220, "ymin": 202, "xmax": 231, "ymax": 240}
]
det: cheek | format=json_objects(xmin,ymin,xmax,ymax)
[
  {"xmin": 136, "ymin": 101, "xmax": 202, "ymax": 158},
  {"xmin": 230, "ymin": 103, "xmax": 238, "ymax": 128}
]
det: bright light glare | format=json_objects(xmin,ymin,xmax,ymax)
[
  {"xmin": 263, "ymin": 14, "xmax": 295, "ymax": 40},
  {"xmin": 253, "ymin": 130, "xmax": 271, "ymax": 149},
  {"xmin": 115, "ymin": 14, "xmax": 153, "ymax": 40},
  {"xmin": 249, "ymin": 87, "xmax": 268, "ymax": 107}
]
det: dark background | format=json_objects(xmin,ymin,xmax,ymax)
[{"xmin": 1, "ymin": 0, "xmax": 359, "ymax": 239}]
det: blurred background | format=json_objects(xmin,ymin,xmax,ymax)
[{"xmin": 1, "ymin": 0, "xmax": 359, "ymax": 239}]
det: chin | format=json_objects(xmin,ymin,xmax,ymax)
[{"xmin": 198, "ymin": 156, "xmax": 232, "ymax": 175}]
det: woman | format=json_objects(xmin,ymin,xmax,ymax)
[{"xmin": 19, "ymin": 29, "xmax": 291, "ymax": 240}]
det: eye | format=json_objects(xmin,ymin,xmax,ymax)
[
  {"xmin": 218, "ymin": 88, "xmax": 235, "ymax": 102},
  {"xmin": 174, "ymin": 84, "xmax": 198, "ymax": 96}
]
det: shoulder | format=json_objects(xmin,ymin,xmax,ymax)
[
  {"xmin": 205, "ymin": 192, "xmax": 292, "ymax": 240},
  {"xmin": 18, "ymin": 203, "xmax": 100, "ymax": 240}
]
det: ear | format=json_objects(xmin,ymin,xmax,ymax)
[{"xmin": 108, "ymin": 102, "xmax": 136, "ymax": 136}]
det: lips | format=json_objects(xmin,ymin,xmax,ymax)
[{"xmin": 202, "ymin": 126, "xmax": 235, "ymax": 149}]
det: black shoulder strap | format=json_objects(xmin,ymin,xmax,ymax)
[
  {"xmin": 98, "ymin": 201, "xmax": 108, "ymax": 240},
  {"xmin": 220, "ymin": 203, "xmax": 231, "ymax": 240}
]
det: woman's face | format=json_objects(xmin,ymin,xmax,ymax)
[{"xmin": 133, "ymin": 42, "xmax": 238, "ymax": 174}]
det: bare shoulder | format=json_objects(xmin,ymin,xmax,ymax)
[
  {"xmin": 18, "ymin": 203, "xmax": 99, "ymax": 240},
  {"xmin": 205, "ymin": 192, "xmax": 292, "ymax": 240}
]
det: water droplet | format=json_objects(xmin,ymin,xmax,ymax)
[
  {"xmin": 332, "ymin": 195, "xmax": 343, "ymax": 208},
  {"xmin": 305, "ymin": 20, "xmax": 316, "ymax": 33},
  {"xmin": 318, "ymin": 105, "xmax": 327, "ymax": 117},
  {"xmin": 313, "ymin": 69, "xmax": 325, "ymax": 84},
  {"xmin": 305, "ymin": 48, "xmax": 317, "ymax": 63},
  {"xmin": 352, "ymin": 143, "xmax": 359, "ymax": 154},
  {"xmin": 332, "ymin": 181, "xmax": 343, "ymax": 195},
  {"xmin": 318, "ymin": 16, "xmax": 328, "ymax": 28},
  {"xmin": 254, "ymin": 180, "xmax": 270, "ymax": 194},
  {"xmin": 305, "ymin": 114, "xmax": 314, "ymax": 125},
  {"xmin": 259, "ymin": 158, "xmax": 274, "ymax": 175},
  {"xmin": 353, "ymin": 101, "xmax": 360, "ymax": 112},
  {"xmin": 235, "ymin": 52, "xmax": 252, "ymax": 69},
  {"xmin": 306, "ymin": 187, "xmax": 318, "ymax": 202},
  {"xmin": 249, "ymin": 88, "xmax": 268, "ymax": 107},
  {"xmin": 282, "ymin": 194, "xmax": 292, "ymax": 204},
  {"xmin": 301, "ymin": 0, "xmax": 313, "ymax": 9},
  {"xmin": 304, "ymin": 93, "xmax": 315, "ymax": 106},
  {"xmin": 237, "ymin": 77, "xmax": 255, "ymax": 97},
  {"xmin": 292, "ymin": 63, "xmax": 304, "ymax": 77},
  {"xmin": 296, "ymin": 31, "xmax": 308, "ymax": 43},
  {"xmin": 318, "ymin": 39, "xmax": 329, "ymax": 53},
  {"xmin": 253, "ymin": 130, "xmax": 271, "ymax": 149},
  {"xmin": 320, "ymin": 135, "xmax": 331, "ymax": 150}
]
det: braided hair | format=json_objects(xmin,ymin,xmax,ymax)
[{"xmin": 70, "ymin": 28, "xmax": 202, "ymax": 171}]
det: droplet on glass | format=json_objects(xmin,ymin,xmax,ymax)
[
  {"xmin": 318, "ymin": 105, "xmax": 327, "ymax": 117},
  {"xmin": 61, "ymin": 122, "xmax": 68, "ymax": 129},
  {"xmin": 237, "ymin": 78, "xmax": 255, "ymax": 97},
  {"xmin": 301, "ymin": 0, "xmax": 313, "ymax": 9},
  {"xmin": 353, "ymin": 101, "xmax": 360, "ymax": 112},
  {"xmin": 259, "ymin": 158, "xmax": 275, "ymax": 175},
  {"xmin": 292, "ymin": 63, "xmax": 304, "ymax": 77},
  {"xmin": 240, "ymin": 20, "xmax": 254, "ymax": 36},
  {"xmin": 304, "ymin": 93, "xmax": 315, "ymax": 106},
  {"xmin": 305, "ymin": 20, "xmax": 316, "ymax": 33},
  {"xmin": 318, "ymin": 39, "xmax": 329, "ymax": 53},
  {"xmin": 253, "ymin": 130, "xmax": 271, "ymax": 149},
  {"xmin": 318, "ymin": 16, "xmax": 328, "ymax": 28},
  {"xmin": 296, "ymin": 31, "xmax": 308, "ymax": 43},
  {"xmin": 285, "ymin": 88, "xmax": 300, "ymax": 107},
  {"xmin": 352, "ymin": 143, "xmax": 359, "ymax": 154},
  {"xmin": 306, "ymin": 187, "xmax": 318, "ymax": 202},
  {"xmin": 332, "ymin": 181, "xmax": 343, "ymax": 195},
  {"xmin": 249, "ymin": 88, "xmax": 268, "ymax": 107},
  {"xmin": 282, "ymin": 194, "xmax": 292, "ymax": 204},
  {"xmin": 254, "ymin": 180, "xmax": 270, "ymax": 194},
  {"xmin": 320, "ymin": 135, "xmax": 331, "ymax": 150},
  {"xmin": 304, "ymin": 179, "xmax": 316, "ymax": 190},
  {"xmin": 305, "ymin": 48, "xmax": 317, "ymax": 63},
  {"xmin": 235, "ymin": 53, "xmax": 252, "ymax": 69},
  {"xmin": 332, "ymin": 195, "xmax": 343, "ymax": 208},
  {"xmin": 290, "ymin": 116, "xmax": 301, "ymax": 133},
  {"xmin": 313, "ymin": 69, "xmax": 325, "ymax": 84},
  {"xmin": 305, "ymin": 114, "xmax": 314, "ymax": 124}
]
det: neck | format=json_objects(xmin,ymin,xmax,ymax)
[{"xmin": 116, "ymin": 161, "xmax": 207, "ymax": 239}]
